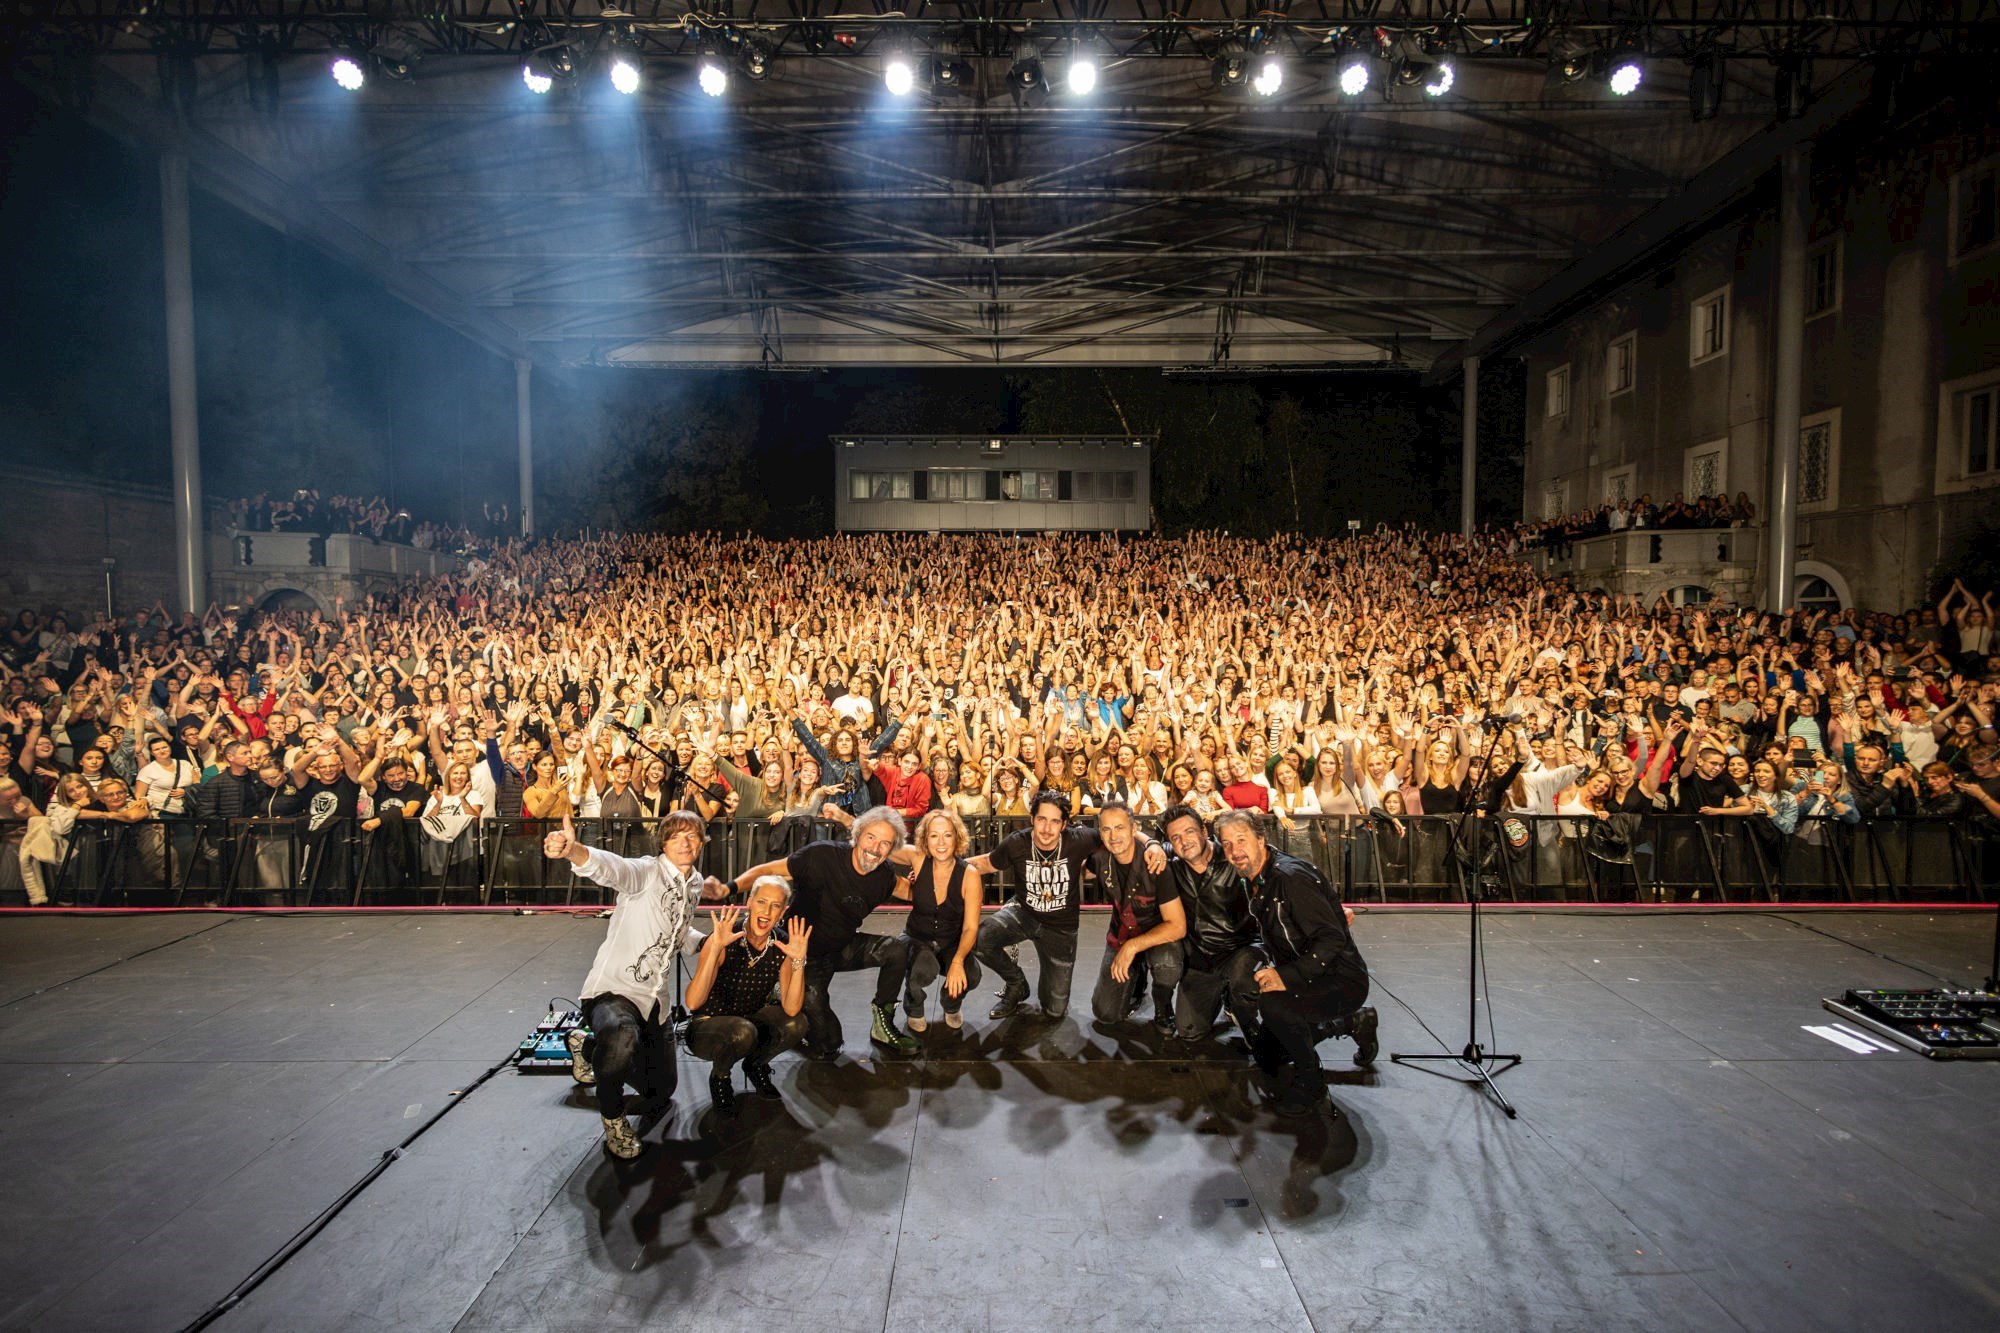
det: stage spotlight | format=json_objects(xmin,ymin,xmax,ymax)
[
  {"xmin": 698, "ymin": 48, "xmax": 728, "ymax": 97},
  {"xmin": 1556, "ymin": 53, "xmax": 1590, "ymax": 84},
  {"xmin": 743, "ymin": 42, "xmax": 771, "ymax": 80},
  {"xmin": 1010, "ymin": 41, "xmax": 1045, "ymax": 92},
  {"xmin": 884, "ymin": 53, "xmax": 915, "ymax": 96},
  {"xmin": 1607, "ymin": 56, "xmax": 1643, "ymax": 96},
  {"xmin": 1773, "ymin": 53, "xmax": 1812, "ymax": 121},
  {"xmin": 1068, "ymin": 52, "xmax": 1098, "ymax": 95},
  {"xmin": 372, "ymin": 32, "xmax": 422, "ymax": 80},
  {"xmin": 1212, "ymin": 39, "xmax": 1249, "ymax": 90},
  {"xmin": 609, "ymin": 56, "xmax": 640, "ymax": 95},
  {"xmin": 523, "ymin": 63, "xmax": 553, "ymax": 94},
  {"xmin": 1252, "ymin": 56, "xmax": 1283, "ymax": 97},
  {"xmin": 330, "ymin": 56, "xmax": 365, "ymax": 91},
  {"xmin": 1338, "ymin": 55, "xmax": 1370, "ymax": 97},
  {"xmin": 1421, "ymin": 59, "xmax": 1454, "ymax": 97}
]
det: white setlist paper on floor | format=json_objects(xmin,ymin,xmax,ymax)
[{"xmin": 1802, "ymin": 1024, "xmax": 1895, "ymax": 1054}]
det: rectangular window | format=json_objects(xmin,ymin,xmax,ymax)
[
  {"xmin": 929, "ymin": 469, "xmax": 985, "ymax": 500},
  {"xmin": 1036, "ymin": 471, "xmax": 1058, "ymax": 501},
  {"xmin": 1545, "ymin": 364, "xmax": 1571, "ymax": 418},
  {"xmin": 1799, "ymin": 410, "xmax": 1838, "ymax": 510},
  {"xmin": 1690, "ymin": 287, "xmax": 1729, "ymax": 364},
  {"xmin": 1686, "ymin": 441, "xmax": 1727, "ymax": 498},
  {"xmin": 1000, "ymin": 470, "xmax": 1023, "ymax": 501},
  {"xmin": 1806, "ymin": 239, "xmax": 1840, "ymax": 319},
  {"xmin": 1953, "ymin": 160, "xmax": 1998, "ymax": 263},
  {"xmin": 1606, "ymin": 334, "xmax": 1635, "ymax": 397},
  {"xmin": 1968, "ymin": 386, "xmax": 1997, "ymax": 477},
  {"xmin": 1541, "ymin": 479, "xmax": 1569, "ymax": 521},
  {"xmin": 1604, "ymin": 465, "xmax": 1635, "ymax": 505},
  {"xmin": 1073, "ymin": 471, "xmax": 1096, "ymax": 501},
  {"xmin": 1113, "ymin": 471, "xmax": 1136, "ymax": 500},
  {"xmin": 850, "ymin": 470, "xmax": 913, "ymax": 501}
]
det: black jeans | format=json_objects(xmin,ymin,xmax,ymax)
[
  {"xmin": 1089, "ymin": 939, "xmax": 1185, "ymax": 1026},
  {"xmin": 583, "ymin": 994, "xmax": 676, "ymax": 1119},
  {"xmin": 972, "ymin": 903, "xmax": 1079, "ymax": 1019},
  {"xmin": 902, "ymin": 933, "xmax": 982, "ymax": 1018},
  {"xmin": 1235, "ymin": 972, "xmax": 1369, "ymax": 1087},
  {"xmin": 684, "ymin": 1003, "xmax": 806, "ymax": 1072},
  {"xmin": 1174, "ymin": 945, "xmax": 1263, "ymax": 1041},
  {"xmin": 801, "ymin": 931, "xmax": 911, "ymax": 1052}
]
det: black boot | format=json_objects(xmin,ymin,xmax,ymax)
[{"xmin": 709, "ymin": 1070, "xmax": 738, "ymax": 1118}]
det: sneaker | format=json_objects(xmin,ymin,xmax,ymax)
[
  {"xmin": 742, "ymin": 1057, "xmax": 780, "ymax": 1098},
  {"xmin": 709, "ymin": 1071, "xmax": 739, "ymax": 1118},
  {"xmin": 905, "ymin": 1013, "xmax": 929, "ymax": 1034},
  {"xmin": 988, "ymin": 985, "xmax": 1030, "ymax": 1021},
  {"xmin": 1351, "ymin": 1006, "xmax": 1380, "ymax": 1066},
  {"xmin": 870, "ymin": 1003, "xmax": 920, "ymax": 1056},
  {"xmin": 565, "ymin": 1027, "xmax": 596, "ymax": 1086},
  {"xmin": 944, "ymin": 1010, "xmax": 963, "ymax": 1030},
  {"xmin": 601, "ymin": 1114, "xmax": 641, "ymax": 1159}
]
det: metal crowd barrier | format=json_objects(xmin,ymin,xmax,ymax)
[{"xmin": 0, "ymin": 811, "xmax": 1991, "ymax": 907}]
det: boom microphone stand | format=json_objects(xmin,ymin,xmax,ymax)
[{"xmin": 1390, "ymin": 716, "xmax": 1524, "ymax": 1119}]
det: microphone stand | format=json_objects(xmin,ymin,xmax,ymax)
[{"xmin": 1390, "ymin": 715, "xmax": 1523, "ymax": 1119}]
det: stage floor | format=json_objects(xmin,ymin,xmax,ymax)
[{"xmin": 3, "ymin": 907, "xmax": 1998, "ymax": 1333}]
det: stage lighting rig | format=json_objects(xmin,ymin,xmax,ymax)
[
  {"xmin": 1252, "ymin": 53, "xmax": 1283, "ymax": 97},
  {"xmin": 1009, "ymin": 39, "xmax": 1045, "ymax": 93},
  {"xmin": 371, "ymin": 31, "xmax": 422, "ymax": 81},
  {"xmin": 698, "ymin": 47, "xmax": 728, "ymax": 97},
  {"xmin": 1774, "ymin": 52, "xmax": 1814, "ymax": 120},
  {"xmin": 1212, "ymin": 38, "xmax": 1250, "ymax": 90},
  {"xmin": 1688, "ymin": 50, "xmax": 1724, "ymax": 121},
  {"xmin": 1605, "ymin": 46, "xmax": 1644, "ymax": 96},
  {"xmin": 1067, "ymin": 41, "xmax": 1100, "ymax": 96},
  {"xmin": 330, "ymin": 56, "xmax": 365, "ymax": 91},
  {"xmin": 609, "ymin": 55, "xmax": 640, "ymax": 94},
  {"xmin": 1337, "ymin": 51, "xmax": 1372, "ymax": 97},
  {"xmin": 523, "ymin": 46, "xmax": 572, "ymax": 95},
  {"xmin": 742, "ymin": 39, "xmax": 771, "ymax": 81},
  {"xmin": 922, "ymin": 47, "xmax": 975, "ymax": 95},
  {"xmin": 883, "ymin": 50, "xmax": 916, "ymax": 96}
]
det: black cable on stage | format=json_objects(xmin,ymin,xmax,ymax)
[
  {"xmin": 176, "ymin": 1038, "xmax": 527, "ymax": 1333},
  {"xmin": 1750, "ymin": 910, "xmax": 1966, "ymax": 989},
  {"xmin": 0, "ymin": 915, "xmax": 241, "ymax": 1010}
]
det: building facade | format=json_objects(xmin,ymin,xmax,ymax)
[
  {"xmin": 1520, "ymin": 97, "xmax": 2000, "ymax": 613},
  {"xmin": 833, "ymin": 436, "xmax": 1152, "ymax": 533}
]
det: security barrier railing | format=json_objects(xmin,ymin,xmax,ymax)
[{"xmin": 1, "ymin": 812, "xmax": 1990, "ymax": 908}]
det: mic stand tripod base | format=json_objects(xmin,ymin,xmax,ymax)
[{"xmin": 1388, "ymin": 1047, "xmax": 1522, "ymax": 1119}]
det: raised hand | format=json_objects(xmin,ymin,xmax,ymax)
[
  {"xmin": 776, "ymin": 917, "xmax": 812, "ymax": 963},
  {"xmin": 705, "ymin": 906, "xmax": 744, "ymax": 954},
  {"xmin": 543, "ymin": 812, "xmax": 577, "ymax": 860}
]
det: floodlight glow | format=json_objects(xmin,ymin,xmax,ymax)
[
  {"xmin": 1422, "ymin": 59, "xmax": 1455, "ymax": 97},
  {"xmin": 698, "ymin": 60, "xmax": 727, "ymax": 97},
  {"xmin": 884, "ymin": 55, "xmax": 915, "ymax": 96},
  {"xmin": 1068, "ymin": 54, "xmax": 1098, "ymax": 95},
  {"xmin": 610, "ymin": 57, "xmax": 640, "ymax": 95},
  {"xmin": 330, "ymin": 57, "xmax": 365, "ymax": 91},
  {"xmin": 1608, "ymin": 59, "xmax": 1642, "ymax": 96},
  {"xmin": 1338, "ymin": 58, "xmax": 1369, "ymax": 97},
  {"xmin": 1252, "ymin": 58, "xmax": 1283, "ymax": 97},
  {"xmin": 523, "ymin": 64, "xmax": 554, "ymax": 94}
]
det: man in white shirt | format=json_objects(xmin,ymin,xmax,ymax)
[{"xmin": 543, "ymin": 809, "xmax": 730, "ymax": 1159}]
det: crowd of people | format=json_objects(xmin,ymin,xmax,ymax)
[
  {"xmin": 223, "ymin": 489, "xmax": 508, "ymax": 554},
  {"xmin": 0, "ymin": 526, "xmax": 1995, "ymax": 911},
  {"xmin": 1517, "ymin": 490, "xmax": 1757, "ymax": 558}
]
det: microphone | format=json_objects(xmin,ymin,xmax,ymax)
[
  {"xmin": 1489, "ymin": 711, "xmax": 1524, "ymax": 726},
  {"xmin": 605, "ymin": 718, "xmax": 636, "ymax": 737}
]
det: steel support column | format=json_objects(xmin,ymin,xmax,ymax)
[
  {"xmin": 161, "ymin": 152, "xmax": 206, "ymax": 616},
  {"xmin": 515, "ymin": 358, "xmax": 534, "ymax": 538},
  {"xmin": 1461, "ymin": 355, "xmax": 1480, "ymax": 538},
  {"xmin": 1766, "ymin": 145, "xmax": 1809, "ymax": 612}
]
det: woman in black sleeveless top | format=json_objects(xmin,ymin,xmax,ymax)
[{"xmin": 899, "ymin": 809, "xmax": 985, "ymax": 1031}]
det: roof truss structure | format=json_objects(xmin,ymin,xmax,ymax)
[{"xmin": 6, "ymin": 2, "xmax": 1991, "ymax": 368}]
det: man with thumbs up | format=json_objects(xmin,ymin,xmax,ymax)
[{"xmin": 545, "ymin": 807, "xmax": 730, "ymax": 1160}]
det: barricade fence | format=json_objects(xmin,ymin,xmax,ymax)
[{"xmin": 0, "ymin": 812, "xmax": 1991, "ymax": 908}]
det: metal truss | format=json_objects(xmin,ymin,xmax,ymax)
[{"xmin": 8, "ymin": 2, "xmax": 1984, "ymax": 367}]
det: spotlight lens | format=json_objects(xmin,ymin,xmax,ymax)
[
  {"xmin": 1422, "ymin": 60, "xmax": 1455, "ymax": 97},
  {"xmin": 330, "ymin": 57, "xmax": 365, "ymax": 91},
  {"xmin": 1339, "ymin": 60, "xmax": 1369, "ymax": 97},
  {"xmin": 884, "ymin": 57, "xmax": 914, "ymax": 96},
  {"xmin": 1252, "ymin": 59, "xmax": 1283, "ymax": 96},
  {"xmin": 523, "ymin": 65, "xmax": 553, "ymax": 95},
  {"xmin": 698, "ymin": 62, "xmax": 726, "ymax": 97},
  {"xmin": 1068, "ymin": 57, "xmax": 1097, "ymax": 96},
  {"xmin": 611, "ymin": 58, "xmax": 640, "ymax": 95},
  {"xmin": 1609, "ymin": 61, "xmax": 1642, "ymax": 96}
]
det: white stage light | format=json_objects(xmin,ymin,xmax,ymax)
[
  {"xmin": 523, "ymin": 64, "xmax": 554, "ymax": 95},
  {"xmin": 884, "ymin": 56, "xmax": 915, "ymax": 96},
  {"xmin": 1338, "ymin": 58, "xmax": 1369, "ymax": 97},
  {"xmin": 1252, "ymin": 58, "xmax": 1282, "ymax": 97},
  {"xmin": 330, "ymin": 57, "xmax": 365, "ymax": 91},
  {"xmin": 1608, "ymin": 59, "xmax": 1643, "ymax": 96},
  {"xmin": 610, "ymin": 57, "xmax": 641, "ymax": 95},
  {"xmin": 1422, "ymin": 60, "xmax": 1455, "ymax": 97},
  {"xmin": 1068, "ymin": 54, "xmax": 1098, "ymax": 95},
  {"xmin": 698, "ymin": 59, "xmax": 727, "ymax": 97}
]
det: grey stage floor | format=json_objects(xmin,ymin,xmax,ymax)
[{"xmin": 3, "ymin": 907, "xmax": 1999, "ymax": 1333}]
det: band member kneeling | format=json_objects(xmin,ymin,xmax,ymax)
[
  {"xmin": 683, "ymin": 876, "xmax": 812, "ymax": 1116},
  {"xmin": 1215, "ymin": 810, "xmax": 1377, "ymax": 1118},
  {"xmin": 544, "ymin": 809, "xmax": 728, "ymax": 1159},
  {"xmin": 901, "ymin": 810, "xmax": 983, "ymax": 1031}
]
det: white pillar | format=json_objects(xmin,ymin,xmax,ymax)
[
  {"xmin": 161, "ymin": 153, "xmax": 207, "ymax": 614},
  {"xmin": 515, "ymin": 358, "xmax": 534, "ymax": 538},
  {"xmin": 1460, "ymin": 355, "xmax": 1480, "ymax": 539},
  {"xmin": 1766, "ymin": 145, "xmax": 1809, "ymax": 612}
]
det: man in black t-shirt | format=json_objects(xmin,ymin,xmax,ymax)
[
  {"xmin": 288, "ymin": 724, "xmax": 364, "ymax": 904},
  {"xmin": 733, "ymin": 806, "xmax": 923, "ymax": 1060},
  {"xmin": 683, "ymin": 877, "xmax": 811, "ymax": 1117},
  {"xmin": 1666, "ymin": 743, "xmax": 1754, "ymax": 901},
  {"xmin": 969, "ymin": 792, "xmax": 1167, "ymax": 1023},
  {"xmin": 1086, "ymin": 802, "xmax": 1186, "ymax": 1032}
]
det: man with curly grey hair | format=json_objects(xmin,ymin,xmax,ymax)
[{"xmin": 733, "ymin": 805, "xmax": 923, "ymax": 1060}]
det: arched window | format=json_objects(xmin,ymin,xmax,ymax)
[
  {"xmin": 1794, "ymin": 575, "xmax": 1842, "ymax": 612},
  {"xmin": 1664, "ymin": 585, "xmax": 1712, "ymax": 607}
]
